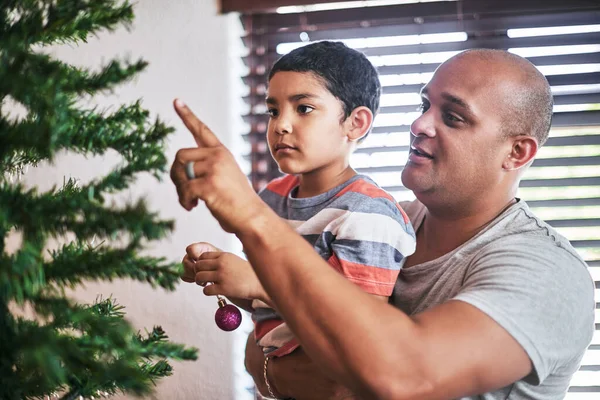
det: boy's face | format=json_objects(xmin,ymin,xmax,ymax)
[{"xmin": 265, "ymin": 71, "xmax": 352, "ymax": 176}]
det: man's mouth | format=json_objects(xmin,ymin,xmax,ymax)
[{"xmin": 410, "ymin": 146, "xmax": 433, "ymax": 159}]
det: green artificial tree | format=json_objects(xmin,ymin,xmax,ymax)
[{"xmin": 0, "ymin": 1, "xmax": 197, "ymax": 398}]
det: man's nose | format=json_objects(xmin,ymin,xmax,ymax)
[{"xmin": 410, "ymin": 109, "xmax": 436, "ymax": 138}]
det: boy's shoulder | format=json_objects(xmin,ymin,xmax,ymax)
[
  {"xmin": 334, "ymin": 175, "xmax": 410, "ymax": 224},
  {"xmin": 260, "ymin": 175, "xmax": 299, "ymax": 197},
  {"xmin": 337, "ymin": 176, "xmax": 396, "ymax": 202}
]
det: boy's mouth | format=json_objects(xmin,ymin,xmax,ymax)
[{"xmin": 274, "ymin": 143, "xmax": 297, "ymax": 152}]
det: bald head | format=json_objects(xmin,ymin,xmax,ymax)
[{"xmin": 445, "ymin": 49, "xmax": 553, "ymax": 146}]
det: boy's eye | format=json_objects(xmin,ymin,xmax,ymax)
[
  {"xmin": 267, "ymin": 108, "xmax": 278, "ymax": 117},
  {"xmin": 417, "ymin": 101, "xmax": 430, "ymax": 113},
  {"xmin": 297, "ymin": 105, "xmax": 314, "ymax": 114}
]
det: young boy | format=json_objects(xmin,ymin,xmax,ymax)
[{"xmin": 184, "ymin": 41, "xmax": 416, "ymax": 358}]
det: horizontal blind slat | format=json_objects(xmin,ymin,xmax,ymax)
[
  {"xmin": 568, "ymin": 386, "xmax": 600, "ymax": 392},
  {"xmin": 375, "ymin": 177, "xmax": 600, "ymax": 191},
  {"xmin": 243, "ymin": 34, "xmax": 600, "ymax": 78},
  {"xmin": 527, "ymin": 198, "xmax": 600, "ymax": 208},
  {"xmin": 546, "ymin": 219, "xmax": 600, "ymax": 228},
  {"xmin": 243, "ymin": 7, "xmax": 600, "ymax": 43}
]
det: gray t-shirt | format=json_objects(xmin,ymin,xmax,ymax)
[{"xmin": 392, "ymin": 199, "xmax": 595, "ymax": 400}]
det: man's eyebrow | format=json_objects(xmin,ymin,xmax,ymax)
[
  {"xmin": 421, "ymin": 87, "xmax": 474, "ymax": 115},
  {"xmin": 441, "ymin": 92, "xmax": 472, "ymax": 114}
]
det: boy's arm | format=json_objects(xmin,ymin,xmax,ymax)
[
  {"xmin": 327, "ymin": 202, "xmax": 414, "ymax": 299},
  {"xmin": 228, "ymin": 291, "xmax": 278, "ymax": 313},
  {"xmin": 371, "ymin": 295, "xmax": 390, "ymax": 302},
  {"xmin": 226, "ymin": 297, "xmax": 254, "ymax": 313}
]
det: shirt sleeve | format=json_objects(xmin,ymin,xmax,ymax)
[
  {"xmin": 454, "ymin": 235, "xmax": 595, "ymax": 384},
  {"xmin": 328, "ymin": 198, "xmax": 416, "ymax": 296}
]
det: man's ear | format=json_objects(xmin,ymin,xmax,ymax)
[
  {"xmin": 346, "ymin": 106, "xmax": 374, "ymax": 142},
  {"xmin": 503, "ymin": 136, "xmax": 538, "ymax": 170}
]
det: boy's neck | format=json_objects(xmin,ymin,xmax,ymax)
[{"xmin": 296, "ymin": 165, "xmax": 357, "ymax": 198}]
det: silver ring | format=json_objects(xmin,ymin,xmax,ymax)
[{"xmin": 185, "ymin": 161, "xmax": 195, "ymax": 180}]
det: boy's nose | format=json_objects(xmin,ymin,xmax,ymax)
[{"xmin": 275, "ymin": 114, "xmax": 293, "ymax": 135}]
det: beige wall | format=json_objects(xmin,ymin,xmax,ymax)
[{"xmin": 19, "ymin": 0, "xmax": 250, "ymax": 398}]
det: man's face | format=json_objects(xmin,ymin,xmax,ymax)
[{"xmin": 401, "ymin": 56, "xmax": 515, "ymax": 208}]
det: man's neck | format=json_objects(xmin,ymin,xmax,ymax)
[{"xmin": 406, "ymin": 196, "xmax": 517, "ymax": 267}]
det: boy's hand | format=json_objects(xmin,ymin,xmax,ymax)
[
  {"xmin": 182, "ymin": 242, "xmax": 265, "ymax": 301},
  {"xmin": 181, "ymin": 242, "xmax": 220, "ymax": 283}
]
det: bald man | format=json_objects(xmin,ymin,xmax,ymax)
[{"xmin": 172, "ymin": 49, "xmax": 595, "ymax": 400}]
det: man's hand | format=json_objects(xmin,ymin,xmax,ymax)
[
  {"xmin": 245, "ymin": 333, "xmax": 357, "ymax": 400},
  {"xmin": 170, "ymin": 99, "xmax": 269, "ymax": 234}
]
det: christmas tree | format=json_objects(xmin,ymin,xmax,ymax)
[{"xmin": 0, "ymin": 1, "xmax": 197, "ymax": 398}]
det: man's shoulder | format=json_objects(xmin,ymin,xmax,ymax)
[
  {"xmin": 486, "ymin": 201, "xmax": 585, "ymax": 264},
  {"xmin": 464, "ymin": 203, "xmax": 592, "ymax": 302}
]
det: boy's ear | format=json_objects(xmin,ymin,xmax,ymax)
[
  {"xmin": 502, "ymin": 135, "xmax": 538, "ymax": 171},
  {"xmin": 346, "ymin": 106, "xmax": 373, "ymax": 142}
]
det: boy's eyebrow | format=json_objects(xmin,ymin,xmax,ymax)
[
  {"xmin": 289, "ymin": 93, "xmax": 319, "ymax": 102},
  {"xmin": 265, "ymin": 93, "xmax": 320, "ymax": 105},
  {"xmin": 420, "ymin": 87, "xmax": 474, "ymax": 116}
]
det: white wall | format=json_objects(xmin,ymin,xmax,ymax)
[{"xmin": 19, "ymin": 0, "xmax": 249, "ymax": 398}]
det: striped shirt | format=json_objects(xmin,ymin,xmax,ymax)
[{"xmin": 252, "ymin": 174, "xmax": 416, "ymax": 357}]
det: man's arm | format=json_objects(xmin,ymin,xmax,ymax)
[
  {"xmin": 245, "ymin": 295, "xmax": 388, "ymax": 400},
  {"xmin": 240, "ymin": 217, "xmax": 532, "ymax": 400},
  {"xmin": 245, "ymin": 333, "xmax": 357, "ymax": 400}
]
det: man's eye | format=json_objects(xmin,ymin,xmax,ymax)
[
  {"xmin": 297, "ymin": 105, "xmax": 314, "ymax": 114},
  {"xmin": 417, "ymin": 102, "xmax": 429, "ymax": 113},
  {"xmin": 267, "ymin": 108, "xmax": 278, "ymax": 117},
  {"xmin": 444, "ymin": 112, "xmax": 462, "ymax": 123}
]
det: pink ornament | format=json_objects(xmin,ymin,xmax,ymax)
[{"xmin": 215, "ymin": 298, "xmax": 242, "ymax": 331}]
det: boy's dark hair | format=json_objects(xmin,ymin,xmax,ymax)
[{"xmin": 268, "ymin": 41, "xmax": 381, "ymax": 134}]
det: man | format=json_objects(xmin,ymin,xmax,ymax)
[{"xmin": 172, "ymin": 49, "xmax": 595, "ymax": 399}]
